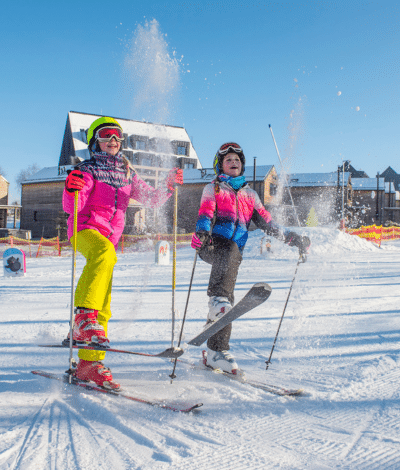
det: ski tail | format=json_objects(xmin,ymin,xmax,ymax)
[{"xmin": 31, "ymin": 370, "xmax": 203, "ymax": 412}]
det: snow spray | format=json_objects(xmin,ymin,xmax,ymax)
[
  {"xmin": 122, "ymin": 19, "xmax": 181, "ymax": 232},
  {"xmin": 123, "ymin": 19, "xmax": 180, "ymax": 127}
]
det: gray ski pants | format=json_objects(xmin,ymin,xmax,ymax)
[{"xmin": 199, "ymin": 236, "xmax": 242, "ymax": 351}]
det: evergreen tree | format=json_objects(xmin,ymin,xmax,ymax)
[{"xmin": 306, "ymin": 207, "xmax": 318, "ymax": 227}]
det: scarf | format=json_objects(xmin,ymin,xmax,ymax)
[
  {"xmin": 79, "ymin": 152, "xmax": 133, "ymax": 188},
  {"xmin": 219, "ymin": 174, "xmax": 247, "ymax": 191}
]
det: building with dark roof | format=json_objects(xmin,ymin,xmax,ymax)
[
  {"xmin": 381, "ymin": 166, "xmax": 400, "ymax": 191},
  {"xmin": 284, "ymin": 172, "xmax": 352, "ymax": 226}
]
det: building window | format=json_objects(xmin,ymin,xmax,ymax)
[
  {"xmin": 270, "ymin": 183, "xmax": 277, "ymax": 196},
  {"xmin": 135, "ymin": 141, "xmax": 146, "ymax": 150},
  {"xmin": 80, "ymin": 129, "xmax": 87, "ymax": 143},
  {"xmin": 141, "ymin": 158, "xmax": 152, "ymax": 167},
  {"xmin": 177, "ymin": 146, "xmax": 187, "ymax": 156},
  {"xmin": 184, "ymin": 162, "xmax": 195, "ymax": 169},
  {"xmin": 123, "ymin": 150, "xmax": 134, "ymax": 162}
]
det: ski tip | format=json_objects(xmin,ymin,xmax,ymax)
[
  {"xmin": 188, "ymin": 403, "xmax": 203, "ymax": 412},
  {"xmin": 253, "ymin": 282, "xmax": 272, "ymax": 291},
  {"xmin": 161, "ymin": 347, "xmax": 184, "ymax": 358},
  {"xmin": 174, "ymin": 347, "xmax": 184, "ymax": 356}
]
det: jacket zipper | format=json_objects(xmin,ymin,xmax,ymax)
[{"xmin": 231, "ymin": 190, "xmax": 240, "ymax": 239}]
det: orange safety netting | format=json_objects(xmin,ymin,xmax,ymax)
[
  {"xmin": 0, "ymin": 233, "xmax": 193, "ymax": 257},
  {"xmin": 345, "ymin": 225, "xmax": 400, "ymax": 247}
]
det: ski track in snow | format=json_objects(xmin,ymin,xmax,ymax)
[{"xmin": 1, "ymin": 228, "xmax": 400, "ymax": 469}]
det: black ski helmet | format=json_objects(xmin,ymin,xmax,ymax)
[{"xmin": 213, "ymin": 142, "xmax": 245, "ymax": 176}]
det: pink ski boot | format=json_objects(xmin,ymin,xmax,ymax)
[
  {"xmin": 74, "ymin": 359, "xmax": 120, "ymax": 390},
  {"xmin": 72, "ymin": 308, "xmax": 109, "ymax": 345}
]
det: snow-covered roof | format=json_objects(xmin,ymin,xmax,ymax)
[
  {"xmin": 351, "ymin": 178, "xmax": 385, "ymax": 191},
  {"xmin": 182, "ymin": 165, "xmax": 274, "ymax": 184},
  {"xmin": 22, "ymin": 166, "xmax": 72, "ymax": 184},
  {"xmin": 183, "ymin": 168, "xmax": 215, "ymax": 184},
  {"xmin": 286, "ymin": 172, "xmax": 351, "ymax": 187},
  {"xmin": 0, "ymin": 174, "xmax": 9, "ymax": 184},
  {"xmin": 61, "ymin": 111, "xmax": 201, "ymax": 167}
]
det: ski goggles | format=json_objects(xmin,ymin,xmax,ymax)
[
  {"xmin": 95, "ymin": 126, "xmax": 124, "ymax": 142},
  {"xmin": 218, "ymin": 142, "xmax": 243, "ymax": 156}
]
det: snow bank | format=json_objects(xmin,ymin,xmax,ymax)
[{"xmin": 245, "ymin": 226, "xmax": 381, "ymax": 260}]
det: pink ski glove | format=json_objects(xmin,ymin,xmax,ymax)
[
  {"xmin": 166, "ymin": 168, "xmax": 183, "ymax": 191},
  {"xmin": 65, "ymin": 170, "xmax": 85, "ymax": 193},
  {"xmin": 191, "ymin": 233, "xmax": 203, "ymax": 250}
]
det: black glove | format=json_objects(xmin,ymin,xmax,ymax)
[{"xmin": 285, "ymin": 232, "xmax": 310, "ymax": 255}]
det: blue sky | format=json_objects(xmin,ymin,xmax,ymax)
[{"xmin": 1, "ymin": 0, "xmax": 399, "ymax": 202}]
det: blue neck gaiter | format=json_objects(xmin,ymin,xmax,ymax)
[{"xmin": 219, "ymin": 174, "xmax": 246, "ymax": 191}]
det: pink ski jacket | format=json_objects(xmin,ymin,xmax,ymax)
[{"xmin": 63, "ymin": 153, "xmax": 172, "ymax": 248}]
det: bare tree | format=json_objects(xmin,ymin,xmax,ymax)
[
  {"xmin": 0, "ymin": 166, "xmax": 6, "ymax": 177},
  {"xmin": 16, "ymin": 164, "xmax": 41, "ymax": 188}
]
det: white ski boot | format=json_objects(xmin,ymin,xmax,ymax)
[
  {"xmin": 205, "ymin": 348, "xmax": 239, "ymax": 374},
  {"xmin": 207, "ymin": 296, "xmax": 232, "ymax": 323}
]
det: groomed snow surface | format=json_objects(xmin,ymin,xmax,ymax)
[{"xmin": 2, "ymin": 227, "xmax": 400, "ymax": 469}]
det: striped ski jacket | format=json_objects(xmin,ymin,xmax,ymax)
[{"xmin": 196, "ymin": 179, "xmax": 285, "ymax": 252}]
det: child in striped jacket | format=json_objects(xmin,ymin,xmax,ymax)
[{"xmin": 191, "ymin": 142, "xmax": 310, "ymax": 374}]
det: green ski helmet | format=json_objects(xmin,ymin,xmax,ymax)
[{"xmin": 87, "ymin": 116, "xmax": 123, "ymax": 151}]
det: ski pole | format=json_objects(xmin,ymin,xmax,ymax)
[
  {"xmin": 171, "ymin": 186, "xmax": 178, "ymax": 349},
  {"xmin": 67, "ymin": 190, "xmax": 79, "ymax": 382},
  {"xmin": 170, "ymin": 251, "xmax": 198, "ymax": 382},
  {"xmin": 269, "ymin": 124, "xmax": 301, "ymax": 227},
  {"xmin": 265, "ymin": 254, "xmax": 302, "ymax": 370}
]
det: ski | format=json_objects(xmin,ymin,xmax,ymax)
[
  {"xmin": 31, "ymin": 370, "xmax": 203, "ymax": 412},
  {"xmin": 177, "ymin": 354, "xmax": 303, "ymax": 397},
  {"xmin": 39, "ymin": 341, "xmax": 183, "ymax": 358},
  {"xmin": 188, "ymin": 282, "xmax": 272, "ymax": 347}
]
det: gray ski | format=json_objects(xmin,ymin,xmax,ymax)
[{"xmin": 188, "ymin": 282, "xmax": 272, "ymax": 346}]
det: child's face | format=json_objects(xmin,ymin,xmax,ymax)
[
  {"xmin": 222, "ymin": 153, "xmax": 242, "ymax": 177},
  {"xmin": 98, "ymin": 138, "xmax": 121, "ymax": 156}
]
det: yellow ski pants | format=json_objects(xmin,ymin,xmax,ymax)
[{"xmin": 71, "ymin": 229, "xmax": 117, "ymax": 361}]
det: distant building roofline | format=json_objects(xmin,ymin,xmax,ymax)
[{"xmin": 69, "ymin": 110, "xmax": 186, "ymax": 131}]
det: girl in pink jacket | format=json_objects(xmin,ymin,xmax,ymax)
[{"xmin": 63, "ymin": 116, "xmax": 182, "ymax": 389}]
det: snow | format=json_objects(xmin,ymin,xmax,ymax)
[{"xmin": 2, "ymin": 227, "xmax": 400, "ymax": 469}]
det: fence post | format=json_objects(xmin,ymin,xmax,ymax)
[{"xmin": 36, "ymin": 238, "xmax": 43, "ymax": 258}]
